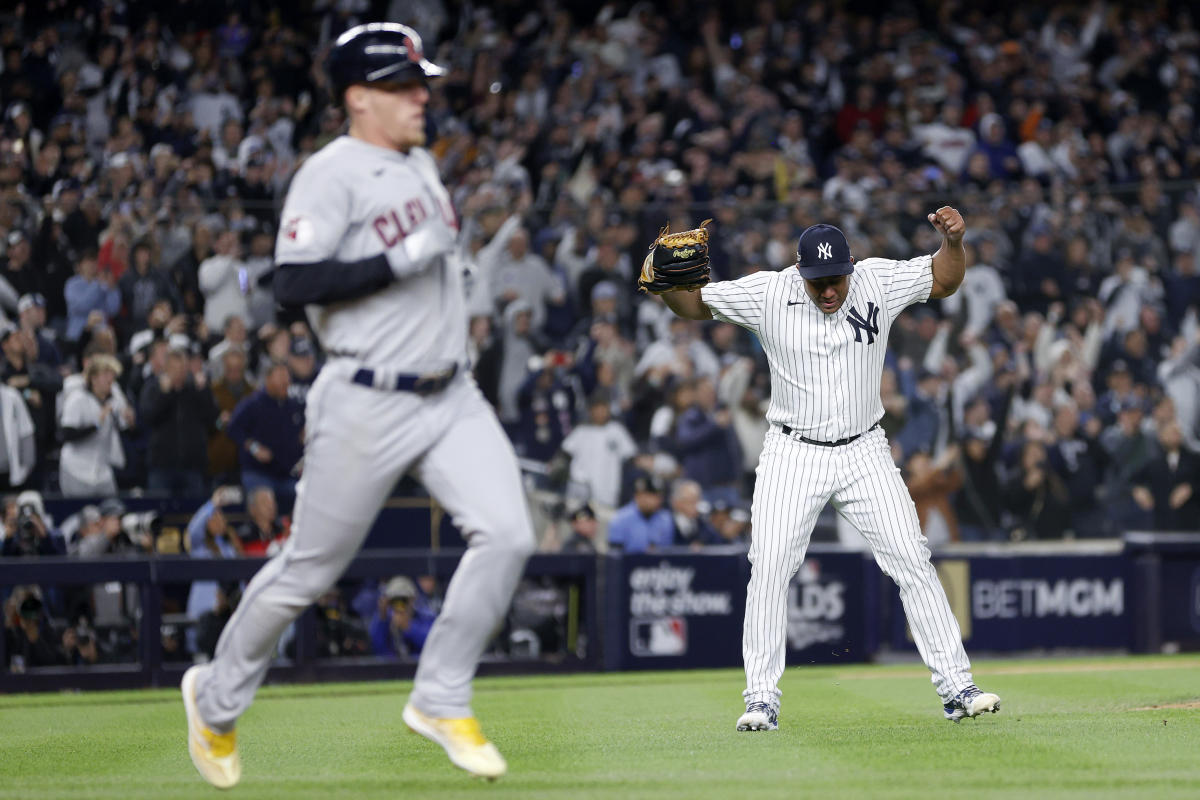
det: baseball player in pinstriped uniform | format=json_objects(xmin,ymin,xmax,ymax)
[
  {"xmin": 181, "ymin": 24, "xmax": 534, "ymax": 786},
  {"xmin": 660, "ymin": 207, "xmax": 1000, "ymax": 730}
]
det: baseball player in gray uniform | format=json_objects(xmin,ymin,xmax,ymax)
[
  {"xmin": 659, "ymin": 208, "xmax": 1000, "ymax": 731},
  {"xmin": 181, "ymin": 24, "xmax": 534, "ymax": 786}
]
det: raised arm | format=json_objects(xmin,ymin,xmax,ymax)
[
  {"xmin": 661, "ymin": 289, "xmax": 713, "ymax": 321},
  {"xmin": 928, "ymin": 206, "xmax": 966, "ymax": 300}
]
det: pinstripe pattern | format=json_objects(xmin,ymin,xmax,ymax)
[{"xmin": 709, "ymin": 256, "xmax": 972, "ymax": 714}]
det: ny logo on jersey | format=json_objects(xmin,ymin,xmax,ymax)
[
  {"xmin": 846, "ymin": 302, "xmax": 880, "ymax": 345},
  {"xmin": 817, "ymin": 242, "xmax": 833, "ymax": 260}
]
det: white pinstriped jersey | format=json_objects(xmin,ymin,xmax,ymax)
[
  {"xmin": 275, "ymin": 135, "xmax": 467, "ymax": 372},
  {"xmin": 701, "ymin": 255, "xmax": 933, "ymax": 441}
]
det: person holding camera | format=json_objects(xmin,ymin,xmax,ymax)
[
  {"xmin": 4, "ymin": 591, "xmax": 64, "ymax": 670},
  {"xmin": 185, "ymin": 487, "xmax": 246, "ymax": 621},
  {"xmin": 139, "ymin": 345, "xmax": 219, "ymax": 497},
  {"xmin": 59, "ymin": 354, "xmax": 135, "ymax": 497},
  {"xmin": 0, "ymin": 492, "xmax": 65, "ymax": 557},
  {"xmin": 61, "ymin": 624, "xmax": 101, "ymax": 666},
  {"xmin": 237, "ymin": 486, "xmax": 287, "ymax": 557},
  {"xmin": 369, "ymin": 576, "xmax": 436, "ymax": 659}
]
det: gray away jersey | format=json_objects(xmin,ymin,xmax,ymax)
[
  {"xmin": 276, "ymin": 135, "xmax": 467, "ymax": 372},
  {"xmin": 701, "ymin": 256, "xmax": 933, "ymax": 441}
]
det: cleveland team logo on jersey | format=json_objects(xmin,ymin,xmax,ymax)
[{"xmin": 846, "ymin": 302, "xmax": 880, "ymax": 344}]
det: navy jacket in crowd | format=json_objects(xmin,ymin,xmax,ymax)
[
  {"xmin": 671, "ymin": 406, "xmax": 742, "ymax": 489},
  {"xmin": 227, "ymin": 389, "xmax": 305, "ymax": 478},
  {"xmin": 139, "ymin": 376, "xmax": 219, "ymax": 471}
]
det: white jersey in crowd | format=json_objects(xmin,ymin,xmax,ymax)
[
  {"xmin": 700, "ymin": 255, "xmax": 933, "ymax": 441},
  {"xmin": 275, "ymin": 135, "xmax": 468, "ymax": 373}
]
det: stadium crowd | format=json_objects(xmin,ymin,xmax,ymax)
[{"xmin": 3, "ymin": 0, "xmax": 1200, "ymax": 664}]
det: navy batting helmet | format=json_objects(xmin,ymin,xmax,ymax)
[{"xmin": 327, "ymin": 23, "xmax": 445, "ymax": 100}]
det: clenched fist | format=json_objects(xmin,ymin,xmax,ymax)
[{"xmin": 927, "ymin": 206, "xmax": 965, "ymax": 244}]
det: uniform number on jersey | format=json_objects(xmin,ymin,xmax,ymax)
[{"xmin": 373, "ymin": 199, "xmax": 430, "ymax": 247}]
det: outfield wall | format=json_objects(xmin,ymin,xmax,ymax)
[{"xmin": 2, "ymin": 534, "xmax": 1198, "ymax": 692}]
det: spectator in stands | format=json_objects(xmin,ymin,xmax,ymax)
[
  {"xmin": 904, "ymin": 446, "xmax": 963, "ymax": 547},
  {"xmin": 139, "ymin": 346, "xmax": 218, "ymax": 496},
  {"xmin": 955, "ymin": 419, "xmax": 1008, "ymax": 542},
  {"xmin": 559, "ymin": 503, "xmax": 601, "ymax": 554},
  {"xmin": 1130, "ymin": 422, "xmax": 1200, "ymax": 532},
  {"xmin": 185, "ymin": 487, "xmax": 245, "ymax": 625},
  {"xmin": 559, "ymin": 390, "xmax": 637, "ymax": 510},
  {"xmin": 1100, "ymin": 397, "xmax": 1156, "ymax": 531},
  {"xmin": 313, "ymin": 588, "xmax": 371, "ymax": 658},
  {"xmin": 0, "ymin": 323, "xmax": 60, "ymax": 479},
  {"xmin": 4, "ymin": 592, "xmax": 63, "ymax": 669},
  {"xmin": 1004, "ymin": 441, "xmax": 1073, "ymax": 540},
  {"xmin": 1, "ymin": 229, "xmax": 42, "ymax": 302},
  {"xmin": 227, "ymin": 362, "xmax": 304, "ymax": 510},
  {"xmin": 16, "ymin": 294, "xmax": 62, "ymax": 369},
  {"xmin": 63, "ymin": 504, "xmax": 106, "ymax": 558},
  {"xmin": 607, "ymin": 474, "xmax": 673, "ymax": 554},
  {"xmin": 237, "ymin": 486, "xmax": 286, "ymax": 557},
  {"xmin": 242, "ymin": 228, "xmax": 277, "ymax": 329},
  {"xmin": 669, "ymin": 376, "xmax": 743, "ymax": 506},
  {"xmin": 195, "ymin": 583, "xmax": 239, "ymax": 661},
  {"xmin": 0, "ymin": 375, "xmax": 35, "ymax": 491},
  {"xmin": 0, "ymin": 491, "xmax": 65, "ymax": 557},
  {"xmin": 198, "ymin": 229, "xmax": 249, "ymax": 335},
  {"xmin": 1047, "ymin": 402, "xmax": 1108, "ymax": 537},
  {"xmin": 286, "ymin": 337, "xmax": 318, "ymax": 403},
  {"xmin": 513, "ymin": 352, "xmax": 579, "ymax": 462},
  {"xmin": 208, "ymin": 347, "xmax": 254, "ymax": 484},
  {"xmin": 170, "ymin": 220, "xmax": 214, "ymax": 316},
  {"xmin": 59, "ymin": 354, "xmax": 134, "ymax": 497},
  {"xmin": 64, "ymin": 252, "xmax": 121, "ymax": 344},
  {"xmin": 118, "ymin": 240, "xmax": 179, "ymax": 339},
  {"xmin": 206, "ymin": 315, "xmax": 250, "ymax": 381},
  {"xmin": 488, "ymin": 226, "xmax": 566, "ymax": 335},
  {"xmin": 707, "ymin": 501, "xmax": 750, "ymax": 550},
  {"xmin": 369, "ymin": 575, "xmax": 436, "ymax": 659},
  {"xmin": 60, "ymin": 623, "xmax": 101, "ymax": 666},
  {"xmin": 670, "ymin": 479, "xmax": 719, "ymax": 549},
  {"xmin": 493, "ymin": 300, "xmax": 547, "ymax": 424}
]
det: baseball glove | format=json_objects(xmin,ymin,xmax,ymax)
[{"xmin": 637, "ymin": 219, "xmax": 712, "ymax": 295}]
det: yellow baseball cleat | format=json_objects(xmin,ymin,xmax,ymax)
[
  {"xmin": 402, "ymin": 703, "xmax": 507, "ymax": 779},
  {"xmin": 182, "ymin": 666, "xmax": 242, "ymax": 789}
]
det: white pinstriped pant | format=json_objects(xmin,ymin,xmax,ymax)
[{"xmin": 743, "ymin": 426, "xmax": 973, "ymax": 710}]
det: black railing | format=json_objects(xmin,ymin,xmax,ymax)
[{"xmin": 0, "ymin": 551, "xmax": 601, "ymax": 692}]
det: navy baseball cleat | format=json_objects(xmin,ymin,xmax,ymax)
[
  {"xmin": 736, "ymin": 701, "xmax": 779, "ymax": 731},
  {"xmin": 943, "ymin": 684, "xmax": 1001, "ymax": 722}
]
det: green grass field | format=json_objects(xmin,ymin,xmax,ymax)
[{"xmin": 2, "ymin": 655, "xmax": 1198, "ymax": 799}]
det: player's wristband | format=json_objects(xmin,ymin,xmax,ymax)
[{"xmin": 386, "ymin": 226, "xmax": 452, "ymax": 278}]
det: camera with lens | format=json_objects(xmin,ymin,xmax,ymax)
[
  {"xmin": 118, "ymin": 511, "xmax": 162, "ymax": 548},
  {"xmin": 15, "ymin": 502, "xmax": 40, "ymax": 549}
]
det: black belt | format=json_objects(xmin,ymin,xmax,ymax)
[
  {"xmin": 778, "ymin": 422, "xmax": 879, "ymax": 447},
  {"xmin": 351, "ymin": 364, "xmax": 458, "ymax": 396}
]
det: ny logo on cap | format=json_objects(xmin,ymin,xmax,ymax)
[{"xmin": 817, "ymin": 242, "xmax": 833, "ymax": 260}]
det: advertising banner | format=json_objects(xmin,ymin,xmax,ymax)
[
  {"xmin": 888, "ymin": 553, "xmax": 1130, "ymax": 651},
  {"xmin": 605, "ymin": 548, "xmax": 872, "ymax": 671},
  {"xmin": 783, "ymin": 550, "xmax": 875, "ymax": 664}
]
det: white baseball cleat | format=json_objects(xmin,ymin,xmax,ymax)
[
  {"xmin": 944, "ymin": 685, "xmax": 1002, "ymax": 722},
  {"xmin": 181, "ymin": 665, "xmax": 242, "ymax": 789},
  {"xmin": 403, "ymin": 702, "xmax": 507, "ymax": 779},
  {"xmin": 736, "ymin": 701, "xmax": 779, "ymax": 731}
]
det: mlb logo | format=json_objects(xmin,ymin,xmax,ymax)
[{"xmin": 630, "ymin": 617, "xmax": 687, "ymax": 656}]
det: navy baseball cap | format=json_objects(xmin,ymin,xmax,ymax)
[{"xmin": 796, "ymin": 224, "xmax": 854, "ymax": 279}]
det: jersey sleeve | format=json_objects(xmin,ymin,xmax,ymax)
[
  {"xmin": 700, "ymin": 271, "xmax": 774, "ymax": 332},
  {"xmin": 275, "ymin": 160, "xmax": 352, "ymax": 264},
  {"xmin": 865, "ymin": 255, "xmax": 934, "ymax": 318}
]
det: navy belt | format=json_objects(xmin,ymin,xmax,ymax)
[
  {"xmin": 351, "ymin": 364, "xmax": 458, "ymax": 396},
  {"xmin": 778, "ymin": 422, "xmax": 879, "ymax": 447}
]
